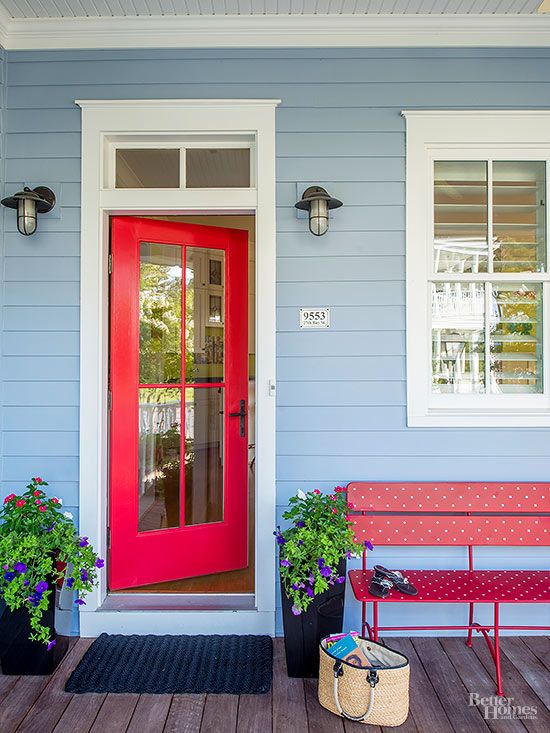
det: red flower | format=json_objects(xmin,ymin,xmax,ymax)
[
  {"xmin": 51, "ymin": 497, "xmax": 59, "ymax": 504},
  {"xmin": 331, "ymin": 507, "xmax": 338, "ymax": 514},
  {"xmin": 329, "ymin": 494, "xmax": 336, "ymax": 501},
  {"xmin": 33, "ymin": 490, "xmax": 41, "ymax": 497},
  {"xmin": 16, "ymin": 500, "xmax": 26, "ymax": 507},
  {"xmin": 313, "ymin": 489, "xmax": 321, "ymax": 495},
  {"xmin": 334, "ymin": 486, "xmax": 345, "ymax": 493},
  {"xmin": 35, "ymin": 499, "xmax": 41, "ymax": 505},
  {"xmin": 33, "ymin": 477, "xmax": 43, "ymax": 484},
  {"xmin": 348, "ymin": 502, "xmax": 355, "ymax": 509},
  {"xmin": 3, "ymin": 493, "xmax": 15, "ymax": 504},
  {"xmin": 39, "ymin": 505, "xmax": 47, "ymax": 512}
]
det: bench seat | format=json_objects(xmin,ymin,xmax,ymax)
[{"xmin": 349, "ymin": 569, "xmax": 550, "ymax": 604}]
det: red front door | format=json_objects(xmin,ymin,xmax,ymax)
[{"xmin": 109, "ymin": 216, "xmax": 249, "ymax": 590}]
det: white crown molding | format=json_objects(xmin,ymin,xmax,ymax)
[
  {"xmin": 1, "ymin": 13, "xmax": 550, "ymax": 50},
  {"xmin": 76, "ymin": 99, "xmax": 281, "ymax": 108}
]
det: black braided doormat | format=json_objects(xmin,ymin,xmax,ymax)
[{"xmin": 65, "ymin": 633, "xmax": 273, "ymax": 694}]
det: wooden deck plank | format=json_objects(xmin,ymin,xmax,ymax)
[
  {"xmin": 471, "ymin": 638, "xmax": 550, "ymax": 733},
  {"xmin": 163, "ymin": 694, "xmax": 205, "ymax": 733},
  {"xmin": 0, "ymin": 674, "xmax": 20, "ymax": 703},
  {"xmin": 388, "ymin": 637, "xmax": 452, "ymax": 733},
  {"xmin": 52, "ymin": 692, "xmax": 107, "ymax": 733},
  {"xmin": 520, "ymin": 637, "xmax": 550, "ymax": 674},
  {"xmin": 440, "ymin": 638, "xmax": 525, "ymax": 733},
  {"xmin": 89, "ymin": 693, "xmax": 139, "ymax": 733},
  {"xmin": 0, "ymin": 674, "xmax": 50, "ymax": 733},
  {"xmin": 127, "ymin": 694, "xmax": 172, "ymax": 733},
  {"xmin": 412, "ymin": 637, "xmax": 490, "ymax": 733},
  {"xmin": 500, "ymin": 638, "xmax": 550, "ymax": 710},
  {"xmin": 272, "ymin": 638, "xmax": 307, "ymax": 733},
  {"xmin": 200, "ymin": 694, "xmax": 238, "ymax": 733},
  {"xmin": 16, "ymin": 638, "xmax": 93, "ymax": 733},
  {"xmin": 304, "ymin": 677, "xmax": 344, "ymax": 733},
  {"xmin": 236, "ymin": 691, "xmax": 272, "ymax": 733}
]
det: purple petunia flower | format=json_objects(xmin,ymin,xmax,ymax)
[
  {"xmin": 23, "ymin": 579, "xmax": 29, "ymax": 586},
  {"xmin": 306, "ymin": 587, "xmax": 315, "ymax": 598},
  {"xmin": 297, "ymin": 540, "xmax": 304, "ymax": 546},
  {"xmin": 81, "ymin": 569, "xmax": 88, "ymax": 582},
  {"xmin": 280, "ymin": 559, "xmax": 291, "ymax": 567},
  {"xmin": 4, "ymin": 571, "xmax": 15, "ymax": 582},
  {"xmin": 46, "ymin": 522, "xmax": 56, "ymax": 533},
  {"xmin": 317, "ymin": 558, "xmax": 325, "ymax": 568},
  {"xmin": 47, "ymin": 639, "xmax": 57, "ymax": 651},
  {"xmin": 74, "ymin": 598, "xmax": 86, "ymax": 606},
  {"xmin": 296, "ymin": 520, "xmax": 305, "ymax": 528},
  {"xmin": 320, "ymin": 566, "xmax": 332, "ymax": 578},
  {"xmin": 66, "ymin": 577, "xmax": 74, "ymax": 589},
  {"xmin": 291, "ymin": 583, "xmax": 300, "ymax": 590},
  {"xmin": 35, "ymin": 581, "xmax": 49, "ymax": 593},
  {"xmin": 291, "ymin": 605, "xmax": 301, "ymax": 616},
  {"xmin": 2, "ymin": 565, "xmax": 7, "ymax": 570},
  {"xmin": 346, "ymin": 551, "xmax": 352, "ymax": 560},
  {"xmin": 95, "ymin": 558, "xmax": 105, "ymax": 569},
  {"xmin": 14, "ymin": 562, "xmax": 27, "ymax": 574},
  {"xmin": 308, "ymin": 573, "xmax": 315, "ymax": 584},
  {"xmin": 79, "ymin": 537, "xmax": 89, "ymax": 548},
  {"xmin": 336, "ymin": 576, "xmax": 346, "ymax": 583},
  {"xmin": 364, "ymin": 540, "xmax": 374, "ymax": 551}
]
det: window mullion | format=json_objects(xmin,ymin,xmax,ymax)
[
  {"xmin": 487, "ymin": 159, "xmax": 494, "ymax": 275},
  {"xmin": 484, "ymin": 280, "xmax": 491, "ymax": 395}
]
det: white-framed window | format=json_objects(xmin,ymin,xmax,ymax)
[{"xmin": 403, "ymin": 111, "xmax": 550, "ymax": 427}]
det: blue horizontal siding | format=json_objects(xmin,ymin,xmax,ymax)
[{"xmin": 1, "ymin": 48, "xmax": 549, "ymax": 635}]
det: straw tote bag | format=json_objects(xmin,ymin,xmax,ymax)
[{"xmin": 318, "ymin": 636, "xmax": 410, "ymax": 727}]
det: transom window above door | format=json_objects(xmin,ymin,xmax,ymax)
[
  {"xmin": 106, "ymin": 135, "xmax": 254, "ymax": 189},
  {"xmin": 404, "ymin": 111, "xmax": 550, "ymax": 427}
]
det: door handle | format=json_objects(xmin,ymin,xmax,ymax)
[{"xmin": 229, "ymin": 399, "xmax": 246, "ymax": 437}]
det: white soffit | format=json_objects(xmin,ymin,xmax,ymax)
[{"xmin": 0, "ymin": 2, "xmax": 549, "ymax": 49}]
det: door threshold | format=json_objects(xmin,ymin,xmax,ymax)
[{"xmin": 101, "ymin": 593, "xmax": 256, "ymax": 611}]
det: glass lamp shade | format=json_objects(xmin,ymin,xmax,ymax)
[
  {"xmin": 309, "ymin": 198, "xmax": 329, "ymax": 236},
  {"xmin": 17, "ymin": 197, "xmax": 37, "ymax": 236}
]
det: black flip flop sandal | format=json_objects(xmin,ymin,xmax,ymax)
[
  {"xmin": 373, "ymin": 565, "xmax": 418, "ymax": 596},
  {"xmin": 368, "ymin": 575, "xmax": 392, "ymax": 598}
]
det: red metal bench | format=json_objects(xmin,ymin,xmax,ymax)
[{"xmin": 347, "ymin": 482, "xmax": 550, "ymax": 695}]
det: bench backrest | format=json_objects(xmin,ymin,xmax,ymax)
[{"xmin": 347, "ymin": 482, "xmax": 550, "ymax": 547}]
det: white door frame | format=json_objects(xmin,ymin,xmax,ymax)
[{"xmin": 77, "ymin": 99, "xmax": 279, "ymax": 636}]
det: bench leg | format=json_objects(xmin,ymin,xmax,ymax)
[
  {"xmin": 467, "ymin": 603, "xmax": 474, "ymax": 647},
  {"xmin": 373, "ymin": 601, "xmax": 379, "ymax": 642},
  {"xmin": 494, "ymin": 603, "xmax": 503, "ymax": 696}
]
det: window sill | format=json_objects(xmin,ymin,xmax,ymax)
[{"xmin": 408, "ymin": 411, "xmax": 550, "ymax": 428}]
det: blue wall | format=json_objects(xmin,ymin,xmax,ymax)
[{"xmin": 1, "ymin": 48, "xmax": 549, "ymax": 634}]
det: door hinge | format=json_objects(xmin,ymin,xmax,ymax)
[
  {"xmin": 108, "ymin": 390, "xmax": 112, "ymax": 410},
  {"xmin": 108, "ymin": 253, "xmax": 113, "ymax": 275}
]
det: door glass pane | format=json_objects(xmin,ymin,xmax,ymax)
[
  {"xmin": 184, "ymin": 388, "xmax": 224, "ymax": 526},
  {"xmin": 434, "ymin": 161, "xmax": 488, "ymax": 274},
  {"xmin": 138, "ymin": 388, "xmax": 181, "ymax": 533},
  {"xmin": 116, "ymin": 149, "xmax": 180, "ymax": 188},
  {"xmin": 493, "ymin": 162, "xmax": 546, "ymax": 273},
  {"xmin": 432, "ymin": 282, "xmax": 485, "ymax": 393},
  {"xmin": 490, "ymin": 283, "xmax": 543, "ymax": 393},
  {"xmin": 140, "ymin": 242, "xmax": 182, "ymax": 385},
  {"xmin": 185, "ymin": 248, "xmax": 225, "ymax": 384},
  {"xmin": 186, "ymin": 148, "xmax": 250, "ymax": 188}
]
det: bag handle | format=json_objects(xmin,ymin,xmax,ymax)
[{"xmin": 332, "ymin": 662, "xmax": 379, "ymax": 722}]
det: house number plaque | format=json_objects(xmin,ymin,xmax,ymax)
[{"xmin": 299, "ymin": 307, "xmax": 330, "ymax": 328}]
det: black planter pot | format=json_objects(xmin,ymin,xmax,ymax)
[
  {"xmin": 280, "ymin": 558, "xmax": 346, "ymax": 678},
  {"xmin": 0, "ymin": 583, "xmax": 68, "ymax": 675}
]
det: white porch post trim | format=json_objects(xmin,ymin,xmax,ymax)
[{"xmin": 78, "ymin": 99, "xmax": 279, "ymax": 635}]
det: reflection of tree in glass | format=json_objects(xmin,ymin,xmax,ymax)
[{"xmin": 140, "ymin": 261, "xmax": 182, "ymax": 384}]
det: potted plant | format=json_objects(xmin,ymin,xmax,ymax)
[
  {"xmin": 275, "ymin": 486, "xmax": 373, "ymax": 678},
  {"xmin": 0, "ymin": 477, "xmax": 103, "ymax": 675}
]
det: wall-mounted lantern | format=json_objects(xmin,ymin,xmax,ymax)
[
  {"xmin": 1, "ymin": 186, "xmax": 56, "ymax": 236},
  {"xmin": 295, "ymin": 186, "xmax": 343, "ymax": 236}
]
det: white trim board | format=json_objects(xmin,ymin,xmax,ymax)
[
  {"xmin": 1, "ymin": 14, "xmax": 550, "ymax": 50},
  {"xmin": 78, "ymin": 98, "xmax": 278, "ymax": 636}
]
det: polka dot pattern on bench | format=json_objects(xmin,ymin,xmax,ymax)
[{"xmin": 348, "ymin": 569, "xmax": 550, "ymax": 604}]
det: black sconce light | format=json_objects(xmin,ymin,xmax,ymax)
[
  {"xmin": 295, "ymin": 185, "xmax": 342, "ymax": 236},
  {"xmin": 1, "ymin": 186, "xmax": 56, "ymax": 236}
]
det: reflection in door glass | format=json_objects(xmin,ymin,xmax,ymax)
[
  {"xmin": 184, "ymin": 388, "xmax": 224, "ymax": 526},
  {"xmin": 138, "ymin": 388, "xmax": 181, "ymax": 533},
  {"xmin": 185, "ymin": 248, "xmax": 225, "ymax": 383},
  {"xmin": 140, "ymin": 243, "xmax": 182, "ymax": 385}
]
